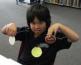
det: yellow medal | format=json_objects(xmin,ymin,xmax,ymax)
[{"xmin": 31, "ymin": 47, "xmax": 42, "ymax": 58}]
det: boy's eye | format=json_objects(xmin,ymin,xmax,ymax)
[
  {"xmin": 39, "ymin": 22, "xmax": 43, "ymax": 24},
  {"xmin": 31, "ymin": 22, "xmax": 35, "ymax": 24}
]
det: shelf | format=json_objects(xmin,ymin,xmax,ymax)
[{"xmin": 45, "ymin": 0, "xmax": 81, "ymax": 9}]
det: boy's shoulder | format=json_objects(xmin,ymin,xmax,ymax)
[
  {"xmin": 15, "ymin": 26, "xmax": 32, "ymax": 41},
  {"xmin": 17, "ymin": 26, "xmax": 30, "ymax": 32}
]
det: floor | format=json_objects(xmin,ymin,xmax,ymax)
[{"xmin": 0, "ymin": 0, "xmax": 81, "ymax": 65}]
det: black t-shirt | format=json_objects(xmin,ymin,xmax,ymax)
[{"xmin": 15, "ymin": 27, "xmax": 72, "ymax": 65}]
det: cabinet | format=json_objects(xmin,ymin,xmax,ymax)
[{"xmin": 45, "ymin": 0, "xmax": 81, "ymax": 8}]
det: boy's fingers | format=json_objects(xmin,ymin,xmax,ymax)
[
  {"xmin": 47, "ymin": 37, "xmax": 56, "ymax": 41},
  {"xmin": 45, "ymin": 38, "xmax": 56, "ymax": 44},
  {"xmin": 1, "ymin": 25, "xmax": 6, "ymax": 33},
  {"xmin": 45, "ymin": 35, "xmax": 56, "ymax": 44},
  {"xmin": 47, "ymin": 30, "xmax": 53, "ymax": 35},
  {"xmin": 1, "ymin": 23, "xmax": 17, "ymax": 36},
  {"xmin": 5, "ymin": 26, "xmax": 10, "ymax": 35},
  {"xmin": 46, "ymin": 35, "xmax": 55, "ymax": 39},
  {"xmin": 7, "ymin": 28, "xmax": 16, "ymax": 36},
  {"xmin": 11, "ymin": 30, "xmax": 16, "ymax": 36}
]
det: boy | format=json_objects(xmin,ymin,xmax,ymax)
[{"xmin": 1, "ymin": 4, "xmax": 79, "ymax": 65}]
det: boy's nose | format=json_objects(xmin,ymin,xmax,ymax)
[
  {"xmin": 35, "ymin": 24, "xmax": 40, "ymax": 28},
  {"xmin": 35, "ymin": 24, "xmax": 41, "ymax": 30}
]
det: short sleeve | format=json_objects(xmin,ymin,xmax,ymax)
[
  {"xmin": 55, "ymin": 31, "xmax": 72, "ymax": 51},
  {"xmin": 15, "ymin": 27, "xmax": 29, "ymax": 41}
]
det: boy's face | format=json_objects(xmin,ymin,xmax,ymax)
[{"xmin": 30, "ymin": 17, "xmax": 46, "ymax": 36}]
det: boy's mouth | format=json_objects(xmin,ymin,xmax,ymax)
[
  {"xmin": 35, "ymin": 30, "xmax": 41, "ymax": 32},
  {"xmin": 35, "ymin": 29, "xmax": 41, "ymax": 31}
]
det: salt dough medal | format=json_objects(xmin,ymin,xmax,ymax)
[
  {"xmin": 31, "ymin": 46, "xmax": 42, "ymax": 58},
  {"xmin": 9, "ymin": 36, "xmax": 15, "ymax": 46}
]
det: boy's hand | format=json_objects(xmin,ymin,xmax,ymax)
[
  {"xmin": 47, "ymin": 23, "xmax": 61, "ymax": 35},
  {"xmin": 1, "ymin": 23, "xmax": 17, "ymax": 36},
  {"xmin": 45, "ymin": 23, "xmax": 61, "ymax": 44},
  {"xmin": 45, "ymin": 35, "xmax": 56, "ymax": 44}
]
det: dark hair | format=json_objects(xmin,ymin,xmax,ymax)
[{"xmin": 26, "ymin": 4, "xmax": 51, "ymax": 29}]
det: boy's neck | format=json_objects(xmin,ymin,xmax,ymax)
[{"xmin": 34, "ymin": 34, "xmax": 41, "ymax": 38}]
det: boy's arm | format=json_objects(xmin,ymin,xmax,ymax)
[
  {"xmin": 47, "ymin": 23, "xmax": 79, "ymax": 42},
  {"xmin": 59, "ymin": 23, "xmax": 79, "ymax": 42},
  {"xmin": 1, "ymin": 23, "xmax": 29, "ymax": 41}
]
